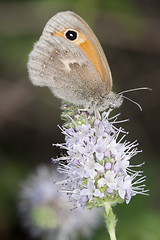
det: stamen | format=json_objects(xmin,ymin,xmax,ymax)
[
  {"xmin": 112, "ymin": 118, "xmax": 129, "ymax": 124},
  {"xmin": 108, "ymin": 112, "xmax": 121, "ymax": 120}
]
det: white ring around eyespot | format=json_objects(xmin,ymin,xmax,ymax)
[{"xmin": 64, "ymin": 29, "xmax": 79, "ymax": 41}]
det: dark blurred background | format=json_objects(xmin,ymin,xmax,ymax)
[{"xmin": 0, "ymin": 0, "xmax": 160, "ymax": 239}]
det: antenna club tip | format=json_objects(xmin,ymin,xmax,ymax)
[{"xmin": 145, "ymin": 87, "xmax": 152, "ymax": 91}]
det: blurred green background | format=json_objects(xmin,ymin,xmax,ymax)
[{"xmin": 0, "ymin": 0, "xmax": 160, "ymax": 239}]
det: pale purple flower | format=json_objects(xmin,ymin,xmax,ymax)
[
  {"xmin": 19, "ymin": 165, "xmax": 102, "ymax": 240},
  {"xmin": 54, "ymin": 110, "xmax": 148, "ymax": 208}
]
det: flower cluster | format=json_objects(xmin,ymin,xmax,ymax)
[
  {"xmin": 53, "ymin": 108, "xmax": 148, "ymax": 209},
  {"xmin": 19, "ymin": 165, "xmax": 102, "ymax": 240}
]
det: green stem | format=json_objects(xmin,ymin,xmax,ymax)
[{"xmin": 104, "ymin": 202, "xmax": 117, "ymax": 240}]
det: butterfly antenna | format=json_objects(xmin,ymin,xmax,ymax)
[
  {"xmin": 118, "ymin": 87, "xmax": 152, "ymax": 95},
  {"xmin": 122, "ymin": 95, "xmax": 143, "ymax": 111}
]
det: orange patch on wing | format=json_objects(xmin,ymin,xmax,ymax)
[
  {"xmin": 51, "ymin": 28, "xmax": 112, "ymax": 91},
  {"xmin": 51, "ymin": 30, "xmax": 64, "ymax": 37},
  {"xmin": 70, "ymin": 12, "xmax": 112, "ymax": 90},
  {"xmin": 78, "ymin": 35, "xmax": 106, "ymax": 82},
  {"xmin": 52, "ymin": 30, "xmax": 106, "ymax": 80}
]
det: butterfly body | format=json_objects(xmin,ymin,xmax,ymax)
[{"xmin": 28, "ymin": 11, "xmax": 123, "ymax": 110}]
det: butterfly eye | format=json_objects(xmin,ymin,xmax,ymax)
[{"xmin": 65, "ymin": 30, "xmax": 77, "ymax": 41}]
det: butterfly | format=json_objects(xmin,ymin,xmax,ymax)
[{"xmin": 28, "ymin": 11, "xmax": 149, "ymax": 111}]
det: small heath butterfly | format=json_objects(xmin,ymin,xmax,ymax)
[{"xmin": 28, "ymin": 11, "xmax": 123, "ymax": 111}]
